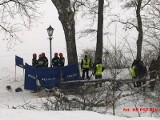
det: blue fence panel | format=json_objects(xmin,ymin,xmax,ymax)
[
  {"xmin": 36, "ymin": 67, "xmax": 61, "ymax": 89},
  {"xmin": 62, "ymin": 64, "xmax": 81, "ymax": 81},
  {"xmin": 24, "ymin": 64, "xmax": 37, "ymax": 91}
]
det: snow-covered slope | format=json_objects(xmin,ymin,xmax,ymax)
[
  {"xmin": 0, "ymin": 67, "xmax": 159, "ymax": 120},
  {"xmin": 0, "ymin": 109, "xmax": 159, "ymax": 120}
]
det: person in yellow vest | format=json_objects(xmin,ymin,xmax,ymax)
[
  {"xmin": 131, "ymin": 66, "xmax": 136, "ymax": 78},
  {"xmin": 81, "ymin": 55, "xmax": 91, "ymax": 80},
  {"xmin": 131, "ymin": 59, "xmax": 138, "ymax": 87},
  {"xmin": 94, "ymin": 58, "xmax": 104, "ymax": 87}
]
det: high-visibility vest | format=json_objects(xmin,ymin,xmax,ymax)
[
  {"xmin": 131, "ymin": 66, "xmax": 136, "ymax": 77},
  {"xmin": 95, "ymin": 64, "xmax": 103, "ymax": 75},
  {"xmin": 82, "ymin": 58, "xmax": 90, "ymax": 69}
]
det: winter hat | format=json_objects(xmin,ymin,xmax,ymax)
[
  {"xmin": 42, "ymin": 52, "xmax": 45, "ymax": 57},
  {"xmin": 39, "ymin": 54, "xmax": 42, "ymax": 58},
  {"xmin": 59, "ymin": 53, "xmax": 63, "ymax": 57},
  {"xmin": 54, "ymin": 53, "xmax": 58, "ymax": 56},
  {"xmin": 33, "ymin": 53, "xmax": 37, "ymax": 58}
]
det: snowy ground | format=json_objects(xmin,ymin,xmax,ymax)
[
  {"xmin": 0, "ymin": 109, "xmax": 159, "ymax": 120},
  {"xmin": 0, "ymin": 67, "xmax": 160, "ymax": 120}
]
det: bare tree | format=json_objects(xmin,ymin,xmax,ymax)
[
  {"xmin": 122, "ymin": 0, "xmax": 148, "ymax": 60},
  {"xmin": 95, "ymin": 0, "xmax": 104, "ymax": 62},
  {"xmin": 76, "ymin": 0, "xmax": 110, "ymax": 63},
  {"xmin": 0, "ymin": 0, "xmax": 43, "ymax": 48},
  {"xmin": 143, "ymin": 0, "xmax": 160, "ymax": 56},
  {"xmin": 135, "ymin": 0, "xmax": 143, "ymax": 60},
  {"xmin": 110, "ymin": 0, "xmax": 151, "ymax": 61},
  {"xmin": 51, "ymin": 0, "xmax": 82, "ymax": 65}
]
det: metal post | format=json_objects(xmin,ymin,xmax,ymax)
[
  {"xmin": 47, "ymin": 25, "xmax": 54, "ymax": 67},
  {"xmin": 49, "ymin": 37, "xmax": 52, "ymax": 67},
  {"xmin": 15, "ymin": 65, "xmax": 16, "ymax": 81}
]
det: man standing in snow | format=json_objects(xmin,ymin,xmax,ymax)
[
  {"xmin": 52, "ymin": 53, "xmax": 59, "ymax": 67},
  {"xmin": 149, "ymin": 59, "xmax": 157, "ymax": 91},
  {"xmin": 131, "ymin": 59, "xmax": 139, "ymax": 87},
  {"xmin": 81, "ymin": 55, "xmax": 91, "ymax": 80},
  {"xmin": 93, "ymin": 58, "xmax": 104, "ymax": 87},
  {"xmin": 134, "ymin": 60, "xmax": 147, "ymax": 90},
  {"xmin": 32, "ymin": 53, "xmax": 38, "ymax": 67},
  {"xmin": 58, "ymin": 53, "xmax": 65, "ymax": 67},
  {"xmin": 37, "ymin": 54, "xmax": 44, "ymax": 67},
  {"xmin": 42, "ymin": 52, "xmax": 48, "ymax": 67}
]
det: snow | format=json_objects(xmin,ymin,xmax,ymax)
[
  {"xmin": 0, "ymin": 110, "xmax": 113, "ymax": 120},
  {"xmin": 0, "ymin": 109, "xmax": 159, "ymax": 120},
  {"xmin": 0, "ymin": 67, "xmax": 159, "ymax": 120}
]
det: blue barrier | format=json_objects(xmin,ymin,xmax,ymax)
[{"xmin": 24, "ymin": 64, "xmax": 81, "ymax": 90}]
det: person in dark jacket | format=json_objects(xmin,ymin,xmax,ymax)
[
  {"xmin": 42, "ymin": 52, "xmax": 48, "ymax": 67},
  {"xmin": 59, "ymin": 53, "xmax": 65, "ymax": 67},
  {"xmin": 37, "ymin": 54, "xmax": 45, "ymax": 67},
  {"xmin": 149, "ymin": 59, "xmax": 157, "ymax": 90},
  {"xmin": 52, "ymin": 53, "xmax": 59, "ymax": 67},
  {"xmin": 32, "ymin": 53, "xmax": 38, "ymax": 67},
  {"xmin": 81, "ymin": 55, "xmax": 91, "ymax": 80},
  {"xmin": 134, "ymin": 60, "xmax": 147, "ymax": 88}
]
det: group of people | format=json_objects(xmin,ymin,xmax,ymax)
[
  {"xmin": 32, "ymin": 52, "xmax": 160, "ymax": 90},
  {"xmin": 52, "ymin": 52, "xmax": 65, "ymax": 67},
  {"xmin": 131, "ymin": 56, "xmax": 160, "ymax": 91},
  {"xmin": 32, "ymin": 52, "xmax": 65, "ymax": 68},
  {"xmin": 32, "ymin": 52, "xmax": 48, "ymax": 67},
  {"xmin": 81, "ymin": 55, "xmax": 105, "ymax": 87},
  {"xmin": 82, "ymin": 55, "xmax": 160, "ymax": 90}
]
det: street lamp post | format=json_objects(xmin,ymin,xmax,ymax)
[{"xmin": 47, "ymin": 25, "xmax": 54, "ymax": 67}]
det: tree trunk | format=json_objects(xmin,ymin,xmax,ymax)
[
  {"xmin": 95, "ymin": 0, "xmax": 104, "ymax": 62},
  {"xmin": 51, "ymin": 0, "xmax": 78, "ymax": 65},
  {"xmin": 136, "ymin": 0, "xmax": 143, "ymax": 61}
]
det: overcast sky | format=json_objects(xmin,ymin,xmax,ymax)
[
  {"xmin": 0, "ymin": 1, "xmax": 96, "ymax": 70},
  {"xmin": 0, "ymin": 0, "xmax": 137, "ymax": 75},
  {"xmin": 0, "ymin": 0, "xmax": 67, "ymax": 73}
]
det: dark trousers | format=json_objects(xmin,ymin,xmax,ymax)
[
  {"xmin": 137, "ymin": 81, "xmax": 146, "ymax": 91},
  {"xmin": 133, "ymin": 77, "xmax": 146, "ymax": 88},
  {"xmin": 82, "ymin": 68, "xmax": 89, "ymax": 79},
  {"xmin": 136, "ymin": 81, "xmax": 143, "ymax": 87},
  {"xmin": 132, "ymin": 77, "xmax": 137, "ymax": 87},
  {"xmin": 95, "ymin": 75, "xmax": 102, "ymax": 87},
  {"xmin": 95, "ymin": 75, "xmax": 102, "ymax": 79}
]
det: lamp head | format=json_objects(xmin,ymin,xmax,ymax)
[{"xmin": 47, "ymin": 25, "xmax": 54, "ymax": 37}]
